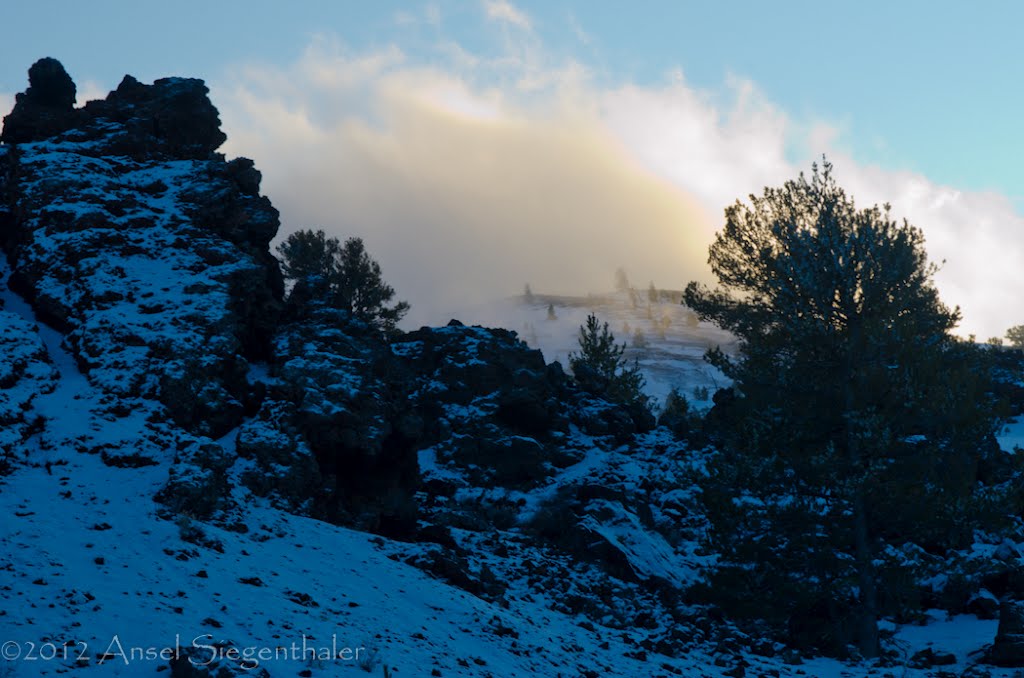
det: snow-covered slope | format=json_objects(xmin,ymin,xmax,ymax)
[
  {"xmin": 1, "ymin": 256, "xmax": 1015, "ymax": 676},
  {"xmin": 0, "ymin": 310, "xmax": 1010, "ymax": 677}
]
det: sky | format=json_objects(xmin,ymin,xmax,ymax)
[{"xmin": 2, "ymin": 1, "xmax": 1023, "ymax": 338}]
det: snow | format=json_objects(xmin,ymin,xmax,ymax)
[
  {"xmin": 579, "ymin": 499, "xmax": 697, "ymax": 588},
  {"xmin": 3, "ymin": 297, "xmax": 1006, "ymax": 675},
  {"xmin": 998, "ymin": 417, "xmax": 1024, "ymax": 452}
]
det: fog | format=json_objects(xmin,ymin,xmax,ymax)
[
  {"xmin": 215, "ymin": 45, "xmax": 715, "ymax": 329},
  {"xmin": 213, "ymin": 38, "xmax": 1024, "ymax": 339}
]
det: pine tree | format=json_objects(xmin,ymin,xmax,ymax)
[
  {"xmin": 1007, "ymin": 324, "xmax": 1024, "ymax": 349},
  {"xmin": 277, "ymin": 229, "xmax": 409, "ymax": 334},
  {"xmin": 569, "ymin": 314, "xmax": 649, "ymax": 411},
  {"xmin": 685, "ymin": 160, "xmax": 1000, "ymax": 657}
]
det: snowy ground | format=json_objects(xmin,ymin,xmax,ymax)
[{"xmin": 998, "ymin": 417, "xmax": 1024, "ymax": 453}]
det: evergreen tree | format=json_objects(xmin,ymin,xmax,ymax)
[
  {"xmin": 685, "ymin": 161, "xmax": 1000, "ymax": 657},
  {"xmin": 1007, "ymin": 324, "xmax": 1024, "ymax": 349},
  {"xmin": 277, "ymin": 229, "xmax": 340, "ymax": 296},
  {"xmin": 569, "ymin": 313, "xmax": 649, "ymax": 411},
  {"xmin": 658, "ymin": 386, "xmax": 691, "ymax": 436},
  {"xmin": 277, "ymin": 229, "xmax": 409, "ymax": 334}
]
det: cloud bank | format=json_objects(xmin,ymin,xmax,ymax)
[
  {"xmin": 215, "ymin": 38, "xmax": 715, "ymax": 328},
  {"xmin": 1, "ymin": 3, "xmax": 1018, "ymax": 339},
  {"xmin": 213, "ymin": 26, "xmax": 1024, "ymax": 339}
]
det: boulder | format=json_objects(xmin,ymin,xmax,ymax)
[
  {"xmin": 81, "ymin": 74, "xmax": 226, "ymax": 159},
  {"xmin": 968, "ymin": 588, "xmax": 1001, "ymax": 620},
  {"xmin": 0, "ymin": 57, "xmax": 78, "ymax": 144},
  {"xmin": 996, "ymin": 539, "xmax": 1021, "ymax": 562},
  {"xmin": 908, "ymin": 646, "xmax": 956, "ymax": 668}
]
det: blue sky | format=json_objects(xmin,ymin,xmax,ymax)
[
  {"xmin": 5, "ymin": 1, "xmax": 1022, "ymax": 202},
  {"xmin": 3, "ymin": 1, "xmax": 1023, "ymax": 337}
]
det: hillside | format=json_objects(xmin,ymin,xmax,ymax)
[{"xmin": 2, "ymin": 58, "xmax": 1024, "ymax": 678}]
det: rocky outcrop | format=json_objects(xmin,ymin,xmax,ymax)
[
  {"xmin": 236, "ymin": 308, "xmax": 421, "ymax": 537},
  {"xmin": 0, "ymin": 58, "xmax": 282, "ymax": 438},
  {"xmin": 0, "ymin": 57, "xmax": 77, "ymax": 145},
  {"xmin": 394, "ymin": 322, "xmax": 575, "ymax": 490},
  {"xmin": 79, "ymin": 74, "xmax": 226, "ymax": 160}
]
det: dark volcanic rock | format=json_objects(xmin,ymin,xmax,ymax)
[
  {"xmin": 244, "ymin": 309, "xmax": 421, "ymax": 537},
  {"xmin": 393, "ymin": 323, "xmax": 574, "ymax": 489},
  {"xmin": 0, "ymin": 59, "xmax": 282, "ymax": 438},
  {"xmin": 0, "ymin": 57, "xmax": 77, "ymax": 144},
  {"xmin": 80, "ymin": 74, "xmax": 227, "ymax": 159}
]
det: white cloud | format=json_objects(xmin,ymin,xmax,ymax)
[
  {"xmin": 567, "ymin": 13, "xmax": 592, "ymax": 46},
  {"xmin": 215, "ymin": 40, "xmax": 711, "ymax": 328},
  {"xmin": 0, "ymin": 92, "xmax": 13, "ymax": 135},
  {"xmin": 826, "ymin": 160, "xmax": 1024, "ymax": 340},
  {"xmin": 483, "ymin": 0, "xmax": 532, "ymax": 31},
  {"xmin": 76, "ymin": 80, "xmax": 107, "ymax": 107},
  {"xmin": 0, "ymin": 29, "xmax": 990, "ymax": 340}
]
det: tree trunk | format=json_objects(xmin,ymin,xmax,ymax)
[
  {"xmin": 844, "ymin": 323, "xmax": 879, "ymax": 658},
  {"xmin": 851, "ymin": 488, "xmax": 879, "ymax": 657}
]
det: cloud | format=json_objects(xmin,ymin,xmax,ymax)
[
  {"xmin": 76, "ymin": 80, "xmax": 108, "ymax": 107},
  {"xmin": 212, "ymin": 33, "xmax": 1024, "ymax": 338},
  {"xmin": 483, "ymin": 0, "xmax": 532, "ymax": 31},
  {"xmin": 567, "ymin": 13, "xmax": 593, "ymax": 46},
  {"xmin": 593, "ymin": 76, "xmax": 1024, "ymax": 340},
  {"xmin": 215, "ymin": 40, "xmax": 711, "ymax": 328},
  {"xmin": 825, "ymin": 160, "xmax": 1024, "ymax": 341},
  {"xmin": 0, "ymin": 92, "xmax": 12, "ymax": 134}
]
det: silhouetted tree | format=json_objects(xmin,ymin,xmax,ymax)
[
  {"xmin": 277, "ymin": 229, "xmax": 409, "ymax": 334},
  {"xmin": 685, "ymin": 160, "xmax": 999, "ymax": 657},
  {"xmin": 570, "ymin": 313, "xmax": 649, "ymax": 412},
  {"xmin": 1007, "ymin": 325, "xmax": 1024, "ymax": 349}
]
